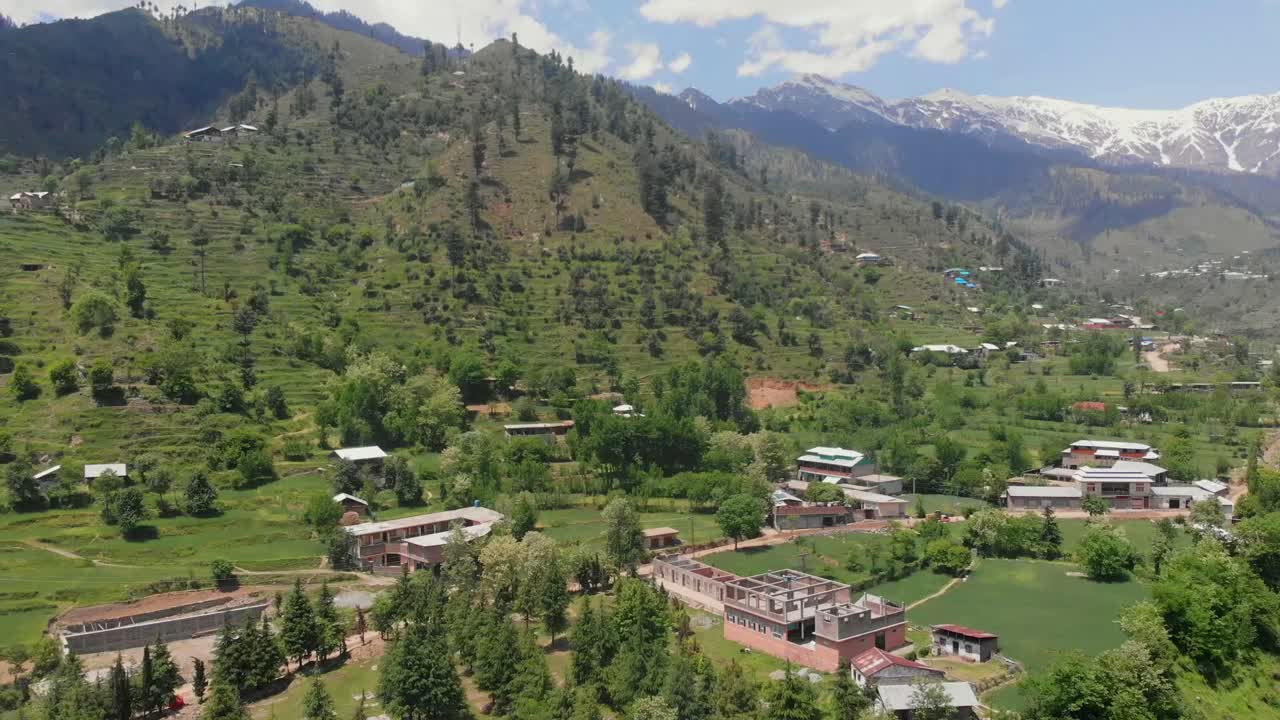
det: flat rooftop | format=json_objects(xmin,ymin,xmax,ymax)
[
  {"xmin": 724, "ymin": 569, "xmax": 849, "ymax": 598},
  {"xmin": 344, "ymin": 506, "xmax": 503, "ymax": 536}
]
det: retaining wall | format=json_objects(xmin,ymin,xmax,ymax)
[{"xmin": 63, "ymin": 602, "xmax": 269, "ymax": 654}]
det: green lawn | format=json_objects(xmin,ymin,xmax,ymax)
[
  {"xmin": 907, "ymin": 558, "xmax": 1151, "ymax": 710},
  {"xmin": 1057, "ymin": 518, "xmax": 1190, "ymax": 555},
  {"xmin": 251, "ymin": 658, "xmax": 381, "ymax": 720},
  {"xmin": 701, "ymin": 530, "xmax": 963, "ymax": 606},
  {"xmin": 689, "ymin": 610, "xmax": 792, "ymax": 678}
]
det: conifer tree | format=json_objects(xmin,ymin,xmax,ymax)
[
  {"xmin": 763, "ymin": 665, "xmax": 821, "ymax": 720},
  {"xmin": 316, "ymin": 580, "xmax": 345, "ymax": 661},
  {"xmin": 192, "ymin": 658, "xmax": 208, "ymax": 703},
  {"xmin": 476, "ymin": 609, "xmax": 521, "ymax": 713},
  {"xmin": 202, "ymin": 679, "xmax": 249, "ymax": 720},
  {"xmin": 378, "ymin": 618, "xmax": 469, "ymax": 720},
  {"xmin": 541, "ymin": 554, "xmax": 571, "ymax": 644},
  {"xmin": 281, "ymin": 578, "xmax": 320, "ymax": 669},
  {"xmin": 137, "ymin": 644, "xmax": 155, "ymax": 714},
  {"xmin": 110, "ymin": 654, "xmax": 131, "ymax": 720},
  {"xmin": 712, "ymin": 660, "xmax": 758, "ymax": 720},
  {"xmin": 303, "ymin": 677, "xmax": 339, "ymax": 720},
  {"xmin": 826, "ymin": 659, "xmax": 869, "ymax": 720},
  {"xmin": 356, "ymin": 606, "xmax": 368, "ymax": 645},
  {"xmin": 150, "ymin": 638, "xmax": 184, "ymax": 713},
  {"xmin": 251, "ymin": 615, "xmax": 285, "ymax": 688},
  {"xmin": 511, "ymin": 629, "xmax": 554, "ymax": 716}
]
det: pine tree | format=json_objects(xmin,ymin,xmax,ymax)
[
  {"xmin": 150, "ymin": 638, "xmax": 184, "ymax": 713},
  {"xmin": 251, "ymin": 615, "xmax": 285, "ymax": 688},
  {"xmin": 569, "ymin": 597, "xmax": 600, "ymax": 686},
  {"xmin": 541, "ymin": 554, "xmax": 571, "ymax": 644},
  {"xmin": 192, "ymin": 657, "xmax": 208, "ymax": 703},
  {"xmin": 476, "ymin": 610, "xmax": 521, "ymax": 713},
  {"xmin": 663, "ymin": 644, "xmax": 715, "ymax": 720},
  {"xmin": 712, "ymin": 660, "xmax": 758, "ymax": 720},
  {"xmin": 202, "ymin": 679, "xmax": 249, "ymax": 720},
  {"xmin": 1039, "ymin": 506, "xmax": 1064, "ymax": 560},
  {"xmin": 137, "ymin": 644, "xmax": 156, "ymax": 714},
  {"xmin": 303, "ymin": 677, "xmax": 339, "ymax": 720},
  {"xmin": 110, "ymin": 655, "xmax": 131, "ymax": 720},
  {"xmin": 378, "ymin": 619, "xmax": 470, "ymax": 720},
  {"xmin": 316, "ymin": 580, "xmax": 344, "ymax": 661},
  {"xmin": 281, "ymin": 577, "xmax": 320, "ymax": 669},
  {"xmin": 762, "ymin": 665, "xmax": 821, "ymax": 720},
  {"xmin": 355, "ymin": 606, "xmax": 368, "ymax": 645},
  {"xmin": 512, "ymin": 629, "xmax": 553, "ymax": 710},
  {"xmin": 826, "ymin": 659, "xmax": 868, "ymax": 720}
]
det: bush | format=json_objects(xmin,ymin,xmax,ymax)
[
  {"xmin": 282, "ymin": 437, "xmax": 310, "ymax": 460},
  {"xmin": 210, "ymin": 559, "xmax": 235, "ymax": 583},
  {"xmin": 1076, "ymin": 525, "xmax": 1137, "ymax": 581},
  {"xmin": 9, "ymin": 363, "xmax": 39, "ymax": 401},
  {"xmin": 70, "ymin": 291, "xmax": 118, "ymax": 335},
  {"xmin": 925, "ymin": 539, "xmax": 971, "ymax": 576},
  {"xmin": 48, "ymin": 358, "xmax": 78, "ymax": 395},
  {"xmin": 233, "ymin": 448, "xmax": 276, "ymax": 489}
]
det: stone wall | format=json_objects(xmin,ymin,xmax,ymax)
[{"xmin": 63, "ymin": 602, "xmax": 269, "ymax": 654}]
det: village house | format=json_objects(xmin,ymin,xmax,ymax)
[
  {"xmin": 1075, "ymin": 466, "xmax": 1155, "ymax": 509},
  {"xmin": 84, "ymin": 463, "xmax": 127, "ymax": 483},
  {"xmin": 642, "ymin": 527, "xmax": 680, "ymax": 550},
  {"xmin": 183, "ymin": 126, "xmax": 223, "ymax": 142},
  {"xmin": 332, "ymin": 446, "xmax": 387, "ymax": 479},
  {"xmin": 721, "ymin": 570, "xmax": 907, "ymax": 672},
  {"xmin": 333, "ymin": 493, "xmax": 370, "ymax": 517},
  {"xmin": 847, "ymin": 473, "xmax": 904, "ymax": 496},
  {"xmin": 911, "ymin": 344, "xmax": 968, "ymax": 356},
  {"xmin": 344, "ymin": 506, "xmax": 503, "ymax": 573},
  {"xmin": 851, "ymin": 648, "xmax": 944, "ymax": 688},
  {"xmin": 8, "ymin": 191, "xmax": 51, "ymax": 211},
  {"xmin": 856, "ymin": 252, "xmax": 884, "ymax": 266},
  {"xmin": 1003, "ymin": 485, "xmax": 1082, "ymax": 511},
  {"xmin": 503, "ymin": 420, "xmax": 575, "ymax": 443},
  {"xmin": 32, "ymin": 465, "xmax": 61, "ymax": 492},
  {"xmin": 931, "ymin": 625, "xmax": 999, "ymax": 662},
  {"xmin": 796, "ymin": 447, "xmax": 872, "ymax": 483},
  {"xmin": 772, "ymin": 503, "xmax": 850, "ymax": 531},
  {"xmin": 1149, "ymin": 485, "xmax": 1234, "ymax": 516},
  {"xmin": 1060, "ymin": 439, "xmax": 1160, "ymax": 469},
  {"xmin": 784, "ymin": 480, "xmax": 908, "ymax": 519},
  {"xmin": 219, "ymin": 123, "xmax": 259, "ymax": 140},
  {"xmin": 877, "ymin": 682, "xmax": 979, "ymax": 719},
  {"xmin": 652, "ymin": 554, "xmax": 736, "ymax": 603}
]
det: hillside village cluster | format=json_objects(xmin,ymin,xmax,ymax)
[{"xmin": 30, "ymin": 421, "xmax": 1233, "ymax": 719}]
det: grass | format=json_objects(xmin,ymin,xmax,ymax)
[
  {"xmin": 689, "ymin": 610, "xmax": 791, "ymax": 677},
  {"xmin": 1057, "ymin": 517, "xmax": 1191, "ymax": 555},
  {"xmin": 251, "ymin": 657, "xmax": 381, "ymax": 720},
  {"xmin": 701, "ymin": 529, "xmax": 963, "ymax": 606},
  {"xmin": 907, "ymin": 558, "xmax": 1151, "ymax": 710}
]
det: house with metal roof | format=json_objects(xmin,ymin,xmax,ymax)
[
  {"xmin": 851, "ymin": 647, "xmax": 943, "ymax": 688},
  {"xmin": 84, "ymin": 463, "xmax": 127, "ymax": 483},
  {"xmin": 796, "ymin": 446, "xmax": 870, "ymax": 483},
  {"xmin": 344, "ymin": 506, "xmax": 503, "ymax": 574},
  {"xmin": 931, "ymin": 624, "xmax": 999, "ymax": 662},
  {"xmin": 1004, "ymin": 485, "xmax": 1082, "ymax": 511},
  {"xmin": 877, "ymin": 681, "xmax": 979, "ymax": 719},
  {"xmin": 1061, "ymin": 439, "xmax": 1160, "ymax": 468}
]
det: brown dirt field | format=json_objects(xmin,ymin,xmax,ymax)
[
  {"xmin": 747, "ymin": 377, "xmax": 828, "ymax": 410},
  {"xmin": 56, "ymin": 586, "xmax": 266, "ymax": 628},
  {"xmin": 466, "ymin": 401, "xmax": 512, "ymax": 417}
]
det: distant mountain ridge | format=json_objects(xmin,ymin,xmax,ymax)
[
  {"xmin": 237, "ymin": 0, "xmax": 465, "ymax": 58},
  {"xmin": 709, "ymin": 74, "xmax": 1280, "ymax": 176}
]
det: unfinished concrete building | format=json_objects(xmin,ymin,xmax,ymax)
[{"xmin": 722, "ymin": 570, "xmax": 907, "ymax": 671}]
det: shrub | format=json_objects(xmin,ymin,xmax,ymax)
[
  {"xmin": 48, "ymin": 358, "xmax": 78, "ymax": 395},
  {"xmin": 282, "ymin": 437, "xmax": 310, "ymax": 460},
  {"xmin": 210, "ymin": 559, "xmax": 235, "ymax": 583}
]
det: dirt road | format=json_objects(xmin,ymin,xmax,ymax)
[{"xmin": 1143, "ymin": 342, "xmax": 1179, "ymax": 373}]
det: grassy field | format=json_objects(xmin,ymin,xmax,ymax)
[
  {"xmin": 1057, "ymin": 517, "xmax": 1190, "ymax": 555},
  {"xmin": 908, "ymin": 558, "xmax": 1151, "ymax": 710},
  {"xmin": 251, "ymin": 657, "xmax": 382, "ymax": 720},
  {"xmin": 701, "ymin": 530, "xmax": 961, "ymax": 606}
]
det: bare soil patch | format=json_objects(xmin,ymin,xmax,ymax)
[{"xmin": 747, "ymin": 377, "xmax": 828, "ymax": 410}]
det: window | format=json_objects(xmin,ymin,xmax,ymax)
[{"xmin": 965, "ymin": 644, "xmax": 974, "ymax": 653}]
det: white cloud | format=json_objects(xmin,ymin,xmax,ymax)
[
  {"xmin": 620, "ymin": 42, "xmax": 664, "ymax": 80},
  {"xmin": 1, "ymin": 0, "xmax": 615, "ymax": 73},
  {"xmin": 639, "ymin": 0, "xmax": 1002, "ymax": 76},
  {"xmin": 668, "ymin": 52, "xmax": 693, "ymax": 73},
  {"xmin": 992, "ymin": 0, "xmax": 1009, "ymax": 8},
  {"xmin": 653, "ymin": 82, "xmax": 675, "ymax": 94}
]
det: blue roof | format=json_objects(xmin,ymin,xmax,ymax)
[{"xmin": 954, "ymin": 277, "xmax": 967, "ymax": 284}]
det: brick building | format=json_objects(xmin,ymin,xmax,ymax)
[{"xmin": 344, "ymin": 506, "xmax": 503, "ymax": 574}]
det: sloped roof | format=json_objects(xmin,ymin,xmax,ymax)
[
  {"xmin": 933, "ymin": 624, "xmax": 997, "ymax": 639},
  {"xmin": 1005, "ymin": 485, "xmax": 1081, "ymax": 498},
  {"xmin": 332, "ymin": 493, "xmax": 368, "ymax": 506},
  {"xmin": 878, "ymin": 682, "xmax": 978, "ymax": 711},
  {"xmin": 333, "ymin": 446, "xmax": 387, "ymax": 461},
  {"xmin": 643, "ymin": 527, "xmax": 680, "ymax": 537},
  {"xmin": 84, "ymin": 463, "xmax": 126, "ymax": 479},
  {"xmin": 852, "ymin": 648, "xmax": 937, "ymax": 677}
]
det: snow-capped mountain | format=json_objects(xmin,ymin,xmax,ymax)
[
  {"xmin": 730, "ymin": 74, "xmax": 890, "ymax": 131},
  {"xmin": 701, "ymin": 76, "xmax": 1280, "ymax": 175}
]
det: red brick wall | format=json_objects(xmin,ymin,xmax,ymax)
[
  {"xmin": 724, "ymin": 623, "xmax": 841, "ymax": 671},
  {"xmin": 823, "ymin": 622, "xmax": 907, "ymax": 662}
]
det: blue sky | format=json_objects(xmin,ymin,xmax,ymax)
[{"xmin": 9, "ymin": 0, "xmax": 1280, "ymax": 108}]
